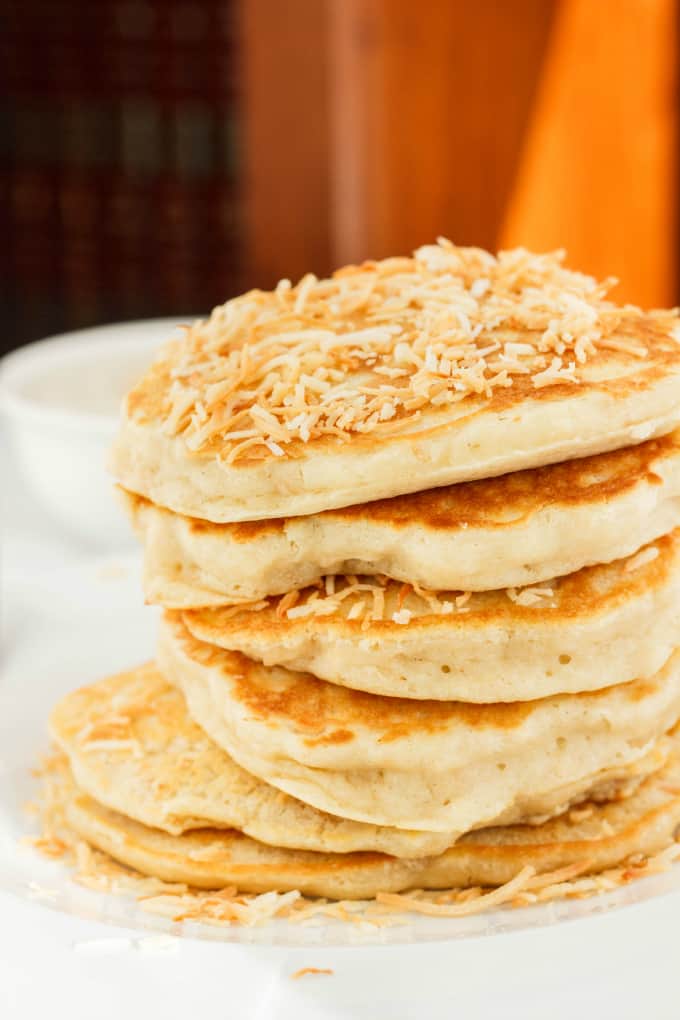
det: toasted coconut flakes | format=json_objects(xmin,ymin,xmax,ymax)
[
  {"xmin": 347, "ymin": 600, "xmax": 366, "ymax": 621},
  {"xmin": 149, "ymin": 241, "xmax": 669, "ymax": 462},
  {"xmin": 624, "ymin": 546, "xmax": 659, "ymax": 572},
  {"xmin": 224, "ymin": 437, "xmax": 268, "ymax": 464},
  {"xmin": 276, "ymin": 589, "xmax": 301, "ymax": 618},
  {"xmin": 213, "ymin": 599, "xmax": 271, "ymax": 621},
  {"xmin": 598, "ymin": 337, "xmax": 649, "ymax": 358},
  {"xmin": 26, "ymin": 834, "xmax": 68, "ymax": 858},
  {"xmin": 376, "ymin": 867, "xmax": 537, "ymax": 916},
  {"xmin": 369, "ymin": 587, "xmax": 385, "ymax": 621},
  {"xmin": 532, "ymin": 357, "xmax": 579, "ymax": 388},
  {"xmin": 219, "ymin": 429, "xmax": 260, "ymax": 441},
  {"xmin": 506, "ymin": 586, "xmax": 555, "ymax": 607},
  {"xmin": 379, "ymin": 400, "xmax": 396, "ymax": 420},
  {"xmin": 470, "ymin": 278, "xmax": 490, "ymax": 298},
  {"xmin": 229, "ymin": 575, "xmax": 564, "ymax": 625},
  {"xmin": 504, "ymin": 341, "xmax": 535, "ymax": 357},
  {"xmin": 286, "ymin": 598, "xmax": 338, "ymax": 620},
  {"xmin": 264, "ymin": 439, "xmax": 285, "ymax": 457}
]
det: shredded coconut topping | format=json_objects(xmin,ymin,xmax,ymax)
[
  {"xmin": 212, "ymin": 574, "xmax": 566, "ymax": 625},
  {"xmin": 270, "ymin": 576, "xmax": 468, "ymax": 625},
  {"xmin": 149, "ymin": 239, "xmax": 659, "ymax": 462},
  {"xmin": 506, "ymin": 586, "xmax": 556, "ymax": 607},
  {"xmin": 291, "ymin": 967, "xmax": 334, "ymax": 979}
]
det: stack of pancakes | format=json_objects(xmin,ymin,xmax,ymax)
[{"xmin": 47, "ymin": 242, "xmax": 680, "ymax": 906}]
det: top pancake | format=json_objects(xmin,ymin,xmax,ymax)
[{"xmin": 111, "ymin": 242, "xmax": 680, "ymax": 522}]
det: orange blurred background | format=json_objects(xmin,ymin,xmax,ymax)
[{"xmin": 2, "ymin": 0, "xmax": 677, "ymax": 353}]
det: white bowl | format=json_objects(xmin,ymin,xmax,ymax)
[{"xmin": 0, "ymin": 318, "xmax": 192, "ymax": 548}]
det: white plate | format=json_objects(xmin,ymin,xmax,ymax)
[{"xmin": 2, "ymin": 555, "xmax": 680, "ymax": 948}]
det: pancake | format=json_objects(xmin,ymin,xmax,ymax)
[
  {"xmin": 49, "ymin": 663, "xmax": 452, "ymax": 857},
  {"xmin": 50, "ymin": 663, "xmax": 666, "ymax": 861},
  {"xmin": 60, "ymin": 743, "xmax": 680, "ymax": 900},
  {"xmin": 111, "ymin": 242, "xmax": 680, "ymax": 523},
  {"xmin": 121, "ymin": 431, "xmax": 680, "ymax": 605},
  {"xmin": 158, "ymin": 613, "xmax": 680, "ymax": 833},
  {"xmin": 181, "ymin": 532, "xmax": 680, "ymax": 702}
]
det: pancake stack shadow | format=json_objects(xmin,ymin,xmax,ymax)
[{"xmin": 46, "ymin": 242, "xmax": 680, "ymax": 911}]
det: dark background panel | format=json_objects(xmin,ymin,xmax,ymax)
[{"xmin": 0, "ymin": 0, "xmax": 243, "ymax": 353}]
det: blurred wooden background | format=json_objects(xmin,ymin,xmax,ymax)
[
  {"xmin": 2, "ymin": 0, "xmax": 678, "ymax": 352},
  {"xmin": 244, "ymin": 0, "xmax": 678, "ymax": 307}
]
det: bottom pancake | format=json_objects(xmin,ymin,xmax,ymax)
[
  {"xmin": 48, "ymin": 663, "xmax": 451, "ymax": 858},
  {"xmin": 55, "ymin": 744, "xmax": 680, "ymax": 901},
  {"xmin": 48, "ymin": 663, "xmax": 666, "ymax": 859}
]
